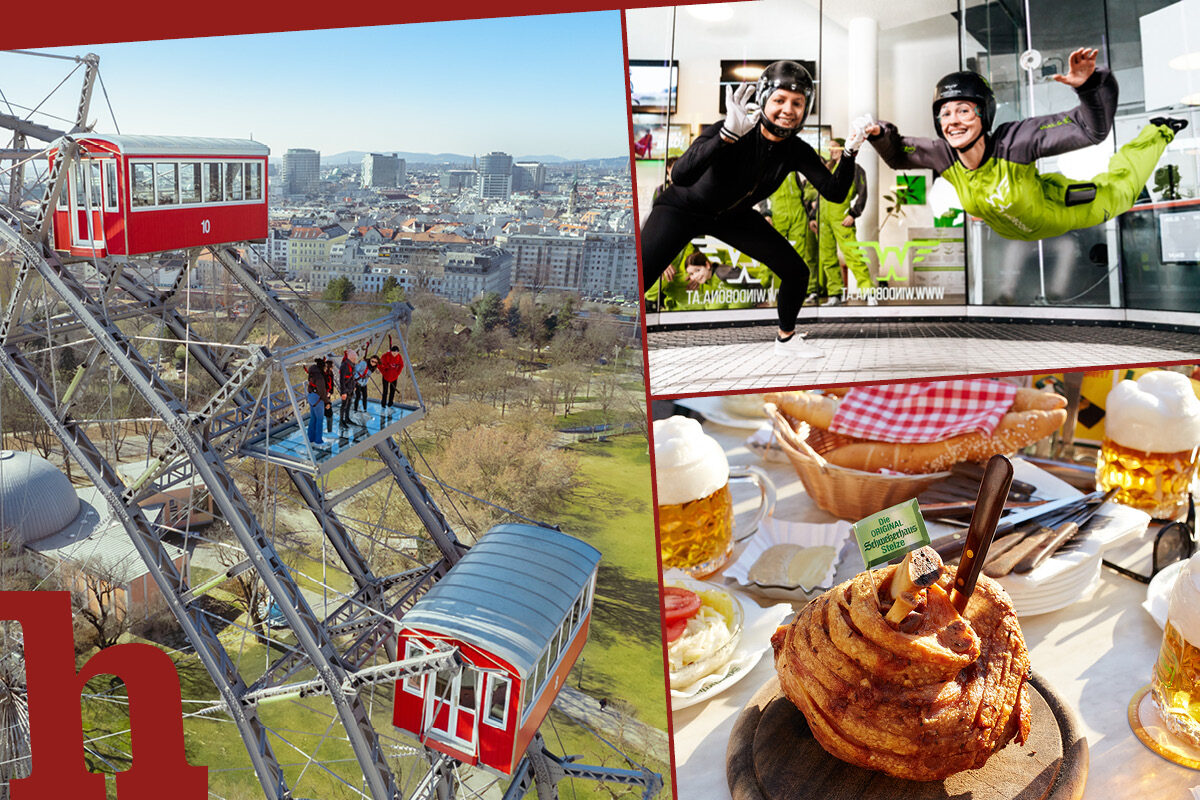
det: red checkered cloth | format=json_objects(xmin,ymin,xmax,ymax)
[{"xmin": 829, "ymin": 380, "xmax": 1018, "ymax": 443}]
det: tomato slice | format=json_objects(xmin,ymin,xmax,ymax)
[
  {"xmin": 663, "ymin": 586, "xmax": 701, "ymax": 623},
  {"xmin": 665, "ymin": 617, "xmax": 688, "ymax": 643}
]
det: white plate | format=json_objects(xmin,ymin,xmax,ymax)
[
  {"xmin": 669, "ymin": 642, "xmax": 767, "ymax": 710},
  {"xmin": 1145, "ymin": 559, "xmax": 1188, "ymax": 629},
  {"xmin": 1015, "ymin": 567, "xmax": 1103, "ymax": 617},
  {"xmin": 724, "ymin": 518, "xmax": 851, "ymax": 599},
  {"xmin": 745, "ymin": 423, "xmax": 790, "ymax": 464},
  {"xmin": 674, "ymin": 396, "xmax": 766, "ymax": 429}
]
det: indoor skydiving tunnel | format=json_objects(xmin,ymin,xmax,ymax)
[{"xmin": 630, "ymin": 0, "xmax": 1200, "ymax": 375}]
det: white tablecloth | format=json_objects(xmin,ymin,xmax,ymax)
[{"xmin": 671, "ymin": 418, "xmax": 1197, "ymax": 800}]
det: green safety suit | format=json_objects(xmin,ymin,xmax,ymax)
[
  {"xmin": 642, "ymin": 243, "xmax": 772, "ymax": 311},
  {"xmin": 643, "ymin": 243, "xmax": 703, "ymax": 310},
  {"xmin": 769, "ymin": 173, "xmax": 818, "ymax": 285},
  {"xmin": 870, "ymin": 68, "xmax": 1174, "ymax": 241},
  {"xmin": 814, "ymin": 161, "xmax": 871, "ymax": 294}
]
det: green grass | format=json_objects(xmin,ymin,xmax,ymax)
[
  {"xmin": 555, "ymin": 436, "xmax": 666, "ymax": 731},
  {"xmin": 540, "ymin": 708, "xmax": 672, "ymax": 799},
  {"xmin": 80, "ymin": 435, "xmax": 668, "ymax": 798}
]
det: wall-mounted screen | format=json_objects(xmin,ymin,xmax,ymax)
[
  {"xmin": 629, "ymin": 59, "xmax": 678, "ymax": 114},
  {"xmin": 1160, "ymin": 209, "xmax": 1200, "ymax": 263},
  {"xmin": 718, "ymin": 59, "xmax": 816, "ymax": 113}
]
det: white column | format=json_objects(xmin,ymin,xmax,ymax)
[{"xmin": 847, "ymin": 16, "xmax": 880, "ymax": 249}]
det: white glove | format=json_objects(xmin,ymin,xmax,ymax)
[
  {"xmin": 721, "ymin": 84, "xmax": 759, "ymax": 142},
  {"xmin": 844, "ymin": 113, "xmax": 876, "ymax": 153}
]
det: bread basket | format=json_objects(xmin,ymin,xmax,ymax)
[{"xmin": 768, "ymin": 403, "xmax": 948, "ymax": 520}]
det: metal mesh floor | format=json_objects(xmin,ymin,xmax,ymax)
[
  {"xmin": 646, "ymin": 321, "xmax": 1200, "ymax": 396},
  {"xmin": 242, "ymin": 398, "xmax": 420, "ymax": 472}
]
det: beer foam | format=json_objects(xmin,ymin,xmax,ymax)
[
  {"xmin": 1169, "ymin": 554, "xmax": 1200, "ymax": 648},
  {"xmin": 1106, "ymin": 371, "xmax": 1200, "ymax": 453},
  {"xmin": 653, "ymin": 416, "xmax": 729, "ymax": 506}
]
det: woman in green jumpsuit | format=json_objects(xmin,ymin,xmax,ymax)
[{"xmin": 859, "ymin": 47, "xmax": 1186, "ymax": 241}]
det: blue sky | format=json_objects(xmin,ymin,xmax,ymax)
[{"xmin": 0, "ymin": 14, "xmax": 631, "ymax": 160}]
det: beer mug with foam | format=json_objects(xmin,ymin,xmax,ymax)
[
  {"xmin": 1096, "ymin": 371, "xmax": 1200, "ymax": 520},
  {"xmin": 654, "ymin": 416, "xmax": 775, "ymax": 578},
  {"xmin": 1152, "ymin": 552, "xmax": 1200, "ymax": 747}
]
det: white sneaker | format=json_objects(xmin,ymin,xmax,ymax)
[
  {"xmin": 867, "ymin": 295, "xmax": 879, "ymax": 306},
  {"xmin": 773, "ymin": 335, "xmax": 825, "ymax": 359},
  {"xmin": 823, "ymin": 295, "xmax": 843, "ymax": 306},
  {"xmin": 804, "ymin": 292, "xmax": 820, "ymax": 305}
]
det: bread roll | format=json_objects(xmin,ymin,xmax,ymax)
[
  {"xmin": 822, "ymin": 408, "xmax": 1066, "ymax": 474},
  {"xmin": 1012, "ymin": 387, "xmax": 1066, "ymax": 412},
  {"xmin": 765, "ymin": 391, "xmax": 839, "ymax": 429}
]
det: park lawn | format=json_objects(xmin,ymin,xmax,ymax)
[
  {"xmin": 557, "ymin": 408, "xmax": 609, "ymax": 428},
  {"xmin": 81, "ymin": 433, "xmax": 666, "ymax": 798},
  {"xmin": 553, "ymin": 435, "xmax": 668, "ymax": 733},
  {"xmin": 78, "ymin": 630, "xmax": 430, "ymax": 799},
  {"xmin": 536, "ymin": 708, "xmax": 673, "ymax": 800}
]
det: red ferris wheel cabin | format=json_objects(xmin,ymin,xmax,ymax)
[
  {"xmin": 48, "ymin": 134, "xmax": 270, "ymax": 258},
  {"xmin": 394, "ymin": 523, "xmax": 600, "ymax": 775}
]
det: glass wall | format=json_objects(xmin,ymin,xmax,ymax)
[{"xmin": 629, "ymin": 0, "xmax": 1200, "ymax": 321}]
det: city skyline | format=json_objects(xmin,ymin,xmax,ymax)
[{"xmin": 1, "ymin": 13, "xmax": 632, "ymax": 160}]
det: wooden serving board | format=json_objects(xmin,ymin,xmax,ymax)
[{"xmin": 727, "ymin": 671, "xmax": 1087, "ymax": 800}]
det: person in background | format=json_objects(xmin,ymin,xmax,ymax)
[
  {"xmin": 378, "ymin": 336, "xmax": 405, "ymax": 408},
  {"xmin": 339, "ymin": 350, "xmax": 357, "ymax": 427},
  {"xmin": 323, "ymin": 354, "xmax": 336, "ymax": 435},
  {"xmin": 305, "ymin": 355, "xmax": 330, "ymax": 448},
  {"xmin": 644, "ymin": 249, "xmax": 723, "ymax": 311},
  {"xmin": 354, "ymin": 355, "xmax": 377, "ymax": 417},
  {"xmin": 652, "ymin": 156, "xmax": 679, "ymax": 204},
  {"xmin": 768, "ymin": 171, "xmax": 819, "ymax": 302},
  {"xmin": 811, "ymin": 137, "xmax": 874, "ymax": 306}
]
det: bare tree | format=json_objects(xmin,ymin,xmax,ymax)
[
  {"xmin": 207, "ymin": 521, "xmax": 274, "ymax": 639},
  {"xmin": 72, "ymin": 557, "xmax": 134, "ymax": 649},
  {"xmin": 543, "ymin": 364, "xmax": 588, "ymax": 417},
  {"xmin": 595, "ymin": 371, "xmax": 627, "ymax": 426}
]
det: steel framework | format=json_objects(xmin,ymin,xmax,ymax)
[{"xmin": 0, "ymin": 52, "xmax": 661, "ymax": 800}]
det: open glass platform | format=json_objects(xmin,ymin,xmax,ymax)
[{"xmin": 241, "ymin": 397, "xmax": 422, "ymax": 474}]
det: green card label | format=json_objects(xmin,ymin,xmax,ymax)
[{"xmin": 852, "ymin": 498, "xmax": 931, "ymax": 569}]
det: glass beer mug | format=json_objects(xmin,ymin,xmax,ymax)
[
  {"xmin": 654, "ymin": 416, "xmax": 775, "ymax": 578},
  {"xmin": 1097, "ymin": 371, "xmax": 1200, "ymax": 520},
  {"xmin": 1152, "ymin": 552, "xmax": 1200, "ymax": 747}
]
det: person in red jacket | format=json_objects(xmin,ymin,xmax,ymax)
[{"xmin": 378, "ymin": 336, "xmax": 405, "ymax": 408}]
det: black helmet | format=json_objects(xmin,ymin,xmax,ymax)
[
  {"xmin": 756, "ymin": 61, "xmax": 814, "ymax": 138},
  {"xmin": 932, "ymin": 71, "xmax": 996, "ymax": 141}
]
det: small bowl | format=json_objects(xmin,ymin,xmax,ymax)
[
  {"xmin": 665, "ymin": 577, "xmax": 745, "ymax": 691},
  {"xmin": 724, "ymin": 519, "xmax": 851, "ymax": 600}
]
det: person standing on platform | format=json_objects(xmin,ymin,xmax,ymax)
[
  {"xmin": 323, "ymin": 355, "xmax": 336, "ymax": 434},
  {"xmin": 353, "ymin": 355, "xmax": 376, "ymax": 417},
  {"xmin": 305, "ymin": 355, "xmax": 330, "ymax": 448},
  {"xmin": 339, "ymin": 350, "xmax": 357, "ymax": 427},
  {"xmin": 378, "ymin": 338, "xmax": 405, "ymax": 408},
  {"xmin": 350, "ymin": 357, "xmax": 369, "ymax": 419},
  {"xmin": 812, "ymin": 138, "xmax": 874, "ymax": 306}
]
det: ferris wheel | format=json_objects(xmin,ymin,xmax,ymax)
[{"xmin": 0, "ymin": 49, "xmax": 663, "ymax": 800}]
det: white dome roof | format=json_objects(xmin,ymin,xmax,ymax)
[{"xmin": 0, "ymin": 451, "xmax": 80, "ymax": 544}]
